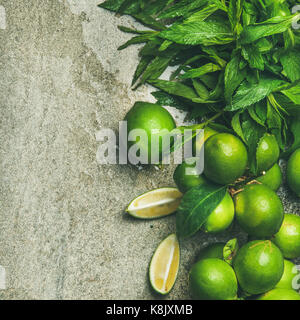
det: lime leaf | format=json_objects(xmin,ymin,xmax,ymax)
[
  {"xmin": 223, "ymin": 238, "xmax": 239, "ymax": 265},
  {"xmin": 176, "ymin": 183, "xmax": 227, "ymax": 238}
]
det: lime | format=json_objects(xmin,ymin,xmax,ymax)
[
  {"xmin": 257, "ymin": 288, "xmax": 300, "ymax": 300},
  {"xmin": 173, "ymin": 161, "xmax": 206, "ymax": 193},
  {"xmin": 233, "ymin": 240, "xmax": 284, "ymax": 295},
  {"xmin": 272, "ymin": 213, "xmax": 300, "ymax": 259},
  {"xmin": 124, "ymin": 102, "xmax": 176, "ymax": 163},
  {"xmin": 257, "ymin": 163, "xmax": 282, "ymax": 191},
  {"xmin": 202, "ymin": 192, "xmax": 235, "ymax": 233},
  {"xmin": 287, "ymin": 149, "xmax": 300, "ymax": 197},
  {"xmin": 204, "ymin": 133, "xmax": 248, "ymax": 185},
  {"xmin": 149, "ymin": 234, "xmax": 180, "ymax": 295},
  {"xmin": 256, "ymin": 134, "xmax": 280, "ymax": 174},
  {"xmin": 235, "ymin": 184, "xmax": 284, "ymax": 237},
  {"xmin": 193, "ymin": 126, "xmax": 218, "ymax": 155},
  {"xmin": 126, "ymin": 188, "xmax": 182, "ymax": 219},
  {"xmin": 276, "ymin": 259, "xmax": 299, "ymax": 290},
  {"xmin": 196, "ymin": 243, "xmax": 225, "ymax": 261},
  {"xmin": 189, "ymin": 258, "xmax": 238, "ymax": 300}
]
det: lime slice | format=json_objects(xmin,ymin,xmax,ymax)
[
  {"xmin": 149, "ymin": 233, "xmax": 180, "ymax": 295},
  {"xmin": 126, "ymin": 188, "xmax": 182, "ymax": 219}
]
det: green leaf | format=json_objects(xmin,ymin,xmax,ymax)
[
  {"xmin": 133, "ymin": 13, "xmax": 166, "ymax": 31},
  {"xmin": 284, "ymin": 114, "xmax": 300, "ymax": 157},
  {"xmin": 117, "ymin": 0, "xmax": 141, "ymax": 15},
  {"xmin": 223, "ymin": 238, "xmax": 239, "ymax": 265},
  {"xmin": 224, "ymin": 53, "xmax": 246, "ymax": 103},
  {"xmin": 143, "ymin": 0, "xmax": 174, "ymax": 16},
  {"xmin": 139, "ymin": 54, "xmax": 177, "ymax": 84},
  {"xmin": 228, "ymin": 0, "xmax": 244, "ymax": 33},
  {"xmin": 131, "ymin": 55, "xmax": 153, "ymax": 86},
  {"xmin": 226, "ymin": 78, "xmax": 284, "ymax": 111},
  {"xmin": 231, "ymin": 112, "xmax": 246, "ymax": 143},
  {"xmin": 192, "ymin": 80, "xmax": 210, "ymax": 100},
  {"xmin": 159, "ymin": 21, "xmax": 234, "ymax": 46},
  {"xmin": 184, "ymin": 4, "xmax": 219, "ymax": 23},
  {"xmin": 180, "ymin": 63, "xmax": 222, "ymax": 79},
  {"xmin": 281, "ymin": 83, "xmax": 300, "ymax": 104},
  {"xmin": 158, "ymin": 0, "xmax": 207, "ymax": 19},
  {"xmin": 280, "ymin": 49, "xmax": 300, "ymax": 82},
  {"xmin": 241, "ymin": 14, "xmax": 300, "ymax": 44},
  {"xmin": 151, "ymin": 91, "xmax": 190, "ymax": 111},
  {"xmin": 176, "ymin": 184, "xmax": 227, "ymax": 238},
  {"xmin": 117, "ymin": 26, "xmax": 154, "ymax": 35},
  {"xmin": 98, "ymin": 0, "xmax": 127, "ymax": 12},
  {"xmin": 148, "ymin": 79, "xmax": 198, "ymax": 100},
  {"xmin": 248, "ymin": 103, "xmax": 266, "ymax": 127},
  {"xmin": 118, "ymin": 34, "xmax": 155, "ymax": 50},
  {"xmin": 241, "ymin": 44, "xmax": 264, "ymax": 71},
  {"xmin": 241, "ymin": 113, "xmax": 266, "ymax": 174}
]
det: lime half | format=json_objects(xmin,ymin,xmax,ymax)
[
  {"xmin": 149, "ymin": 234, "xmax": 180, "ymax": 295},
  {"xmin": 126, "ymin": 188, "xmax": 182, "ymax": 219}
]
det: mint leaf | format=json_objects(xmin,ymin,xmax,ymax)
[
  {"xmin": 281, "ymin": 83, "xmax": 300, "ymax": 105},
  {"xmin": 180, "ymin": 63, "xmax": 221, "ymax": 79},
  {"xmin": 148, "ymin": 79, "xmax": 198, "ymax": 100},
  {"xmin": 280, "ymin": 50, "xmax": 300, "ymax": 82},
  {"xmin": 241, "ymin": 14, "xmax": 300, "ymax": 44},
  {"xmin": 159, "ymin": 21, "xmax": 234, "ymax": 46},
  {"xmin": 226, "ymin": 78, "xmax": 284, "ymax": 111},
  {"xmin": 242, "ymin": 44, "xmax": 265, "ymax": 71},
  {"xmin": 224, "ymin": 54, "xmax": 246, "ymax": 103},
  {"xmin": 176, "ymin": 184, "xmax": 227, "ymax": 238}
]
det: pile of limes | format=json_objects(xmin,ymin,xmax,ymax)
[{"xmin": 124, "ymin": 102, "xmax": 300, "ymax": 300}]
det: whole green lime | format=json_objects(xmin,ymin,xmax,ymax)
[
  {"xmin": 173, "ymin": 161, "xmax": 206, "ymax": 193},
  {"xmin": 235, "ymin": 184, "xmax": 284, "ymax": 237},
  {"xmin": 272, "ymin": 213, "xmax": 300, "ymax": 259},
  {"xmin": 193, "ymin": 126, "xmax": 218, "ymax": 155},
  {"xmin": 196, "ymin": 243, "xmax": 225, "ymax": 261},
  {"xmin": 189, "ymin": 258, "xmax": 238, "ymax": 300},
  {"xmin": 204, "ymin": 133, "xmax": 248, "ymax": 185},
  {"xmin": 256, "ymin": 134, "xmax": 280, "ymax": 174},
  {"xmin": 257, "ymin": 288, "xmax": 300, "ymax": 300},
  {"xmin": 233, "ymin": 240, "xmax": 284, "ymax": 295},
  {"xmin": 276, "ymin": 259, "xmax": 299, "ymax": 290},
  {"xmin": 287, "ymin": 149, "xmax": 300, "ymax": 197},
  {"xmin": 202, "ymin": 192, "xmax": 235, "ymax": 233},
  {"xmin": 124, "ymin": 102, "xmax": 176, "ymax": 163},
  {"xmin": 257, "ymin": 163, "xmax": 282, "ymax": 191}
]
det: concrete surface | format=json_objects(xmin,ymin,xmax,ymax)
[{"xmin": 0, "ymin": 0, "xmax": 299, "ymax": 300}]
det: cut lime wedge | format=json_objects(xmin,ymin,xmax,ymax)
[
  {"xmin": 149, "ymin": 233, "xmax": 180, "ymax": 295},
  {"xmin": 126, "ymin": 188, "xmax": 182, "ymax": 219}
]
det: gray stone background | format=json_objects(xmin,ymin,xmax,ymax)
[{"xmin": 0, "ymin": 0, "xmax": 299, "ymax": 300}]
